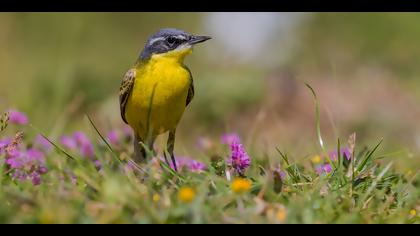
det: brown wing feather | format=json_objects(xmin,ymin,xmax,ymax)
[
  {"xmin": 184, "ymin": 66, "xmax": 195, "ymax": 107},
  {"xmin": 119, "ymin": 69, "xmax": 136, "ymax": 124}
]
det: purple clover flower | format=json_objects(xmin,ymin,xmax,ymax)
[
  {"xmin": 5, "ymin": 148, "xmax": 48, "ymax": 185},
  {"xmin": 6, "ymin": 150, "xmax": 24, "ymax": 168},
  {"xmin": 60, "ymin": 131, "xmax": 95, "ymax": 159},
  {"xmin": 80, "ymin": 143, "xmax": 94, "ymax": 158},
  {"xmin": 123, "ymin": 125, "xmax": 133, "ymax": 140},
  {"xmin": 315, "ymin": 165, "xmax": 323, "ymax": 175},
  {"xmin": 221, "ymin": 133, "xmax": 241, "ymax": 145},
  {"xmin": 5, "ymin": 144, "xmax": 20, "ymax": 159},
  {"xmin": 30, "ymin": 172, "xmax": 42, "ymax": 185},
  {"xmin": 37, "ymin": 166, "xmax": 48, "ymax": 174},
  {"xmin": 329, "ymin": 147, "xmax": 352, "ymax": 161},
  {"xmin": 171, "ymin": 159, "xmax": 183, "ymax": 170},
  {"xmin": 323, "ymin": 164, "xmax": 332, "ymax": 173},
  {"xmin": 73, "ymin": 132, "xmax": 90, "ymax": 146},
  {"xmin": 187, "ymin": 160, "xmax": 206, "ymax": 173},
  {"xmin": 107, "ymin": 130, "xmax": 119, "ymax": 146},
  {"xmin": 26, "ymin": 148, "xmax": 45, "ymax": 162},
  {"xmin": 274, "ymin": 168, "xmax": 287, "ymax": 180},
  {"xmin": 165, "ymin": 156, "xmax": 184, "ymax": 171},
  {"xmin": 94, "ymin": 160, "xmax": 102, "ymax": 170},
  {"xmin": 228, "ymin": 141, "xmax": 250, "ymax": 175},
  {"xmin": 0, "ymin": 138, "xmax": 11, "ymax": 154},
  {"xmin": 60, "ymin": 136, "xmax": 77, "ymax": 149},
  {"xmin": 315, "ymin": 163, "xmax": 333, "ymax": 175},
  {"xmin": 8, "ymin": 109, "xmax": 29, "ymax": 125},
  {"xmin": 157, "ymin": 156, "xmax": 207, "ymax": 173},
  {"xmin": 35, "ymin": 134, "xmax": 52, "ymax": 152},
  {"xmin": 73, "ymin": 132, "xmax": 94, "ymax": 158}
]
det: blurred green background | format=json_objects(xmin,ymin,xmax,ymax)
[{"xmin": 0, "ymin": 13, "xmax": 419, "ymax": 170}]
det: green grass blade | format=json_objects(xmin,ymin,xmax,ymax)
[
  {"xmin": 86, "ymin": 114, "xmax": 148, "ymax": 174},
  {"xmin": 337, "ymin": 138, "xmax": 342, "ymax": 170},
  {"xmin": 41, "ymin": 134, "xmax": 77, "ymax": 160},
  {"xmin": 359, "ymin": 162, "xmax": 393, "ymax": 209},
  {"xmin": 374, "ymin": 149, "xmax": 407, "ymax": 160},
  {"xmin": 158, "ymin": 153, "xmax": 186, "ymax": 182},
  {"xmin": 356, "ymin": 139, "xmax": 383, "ymax": 173},
  {"xmin": 275, "ymin": 147, "xmax": 290, "ymax": 166},
  {"xmin": 29, "ymin": 124, "xmax": 76, "ymax": 161},
  {"xmin": 305, "ymin": 82, "xmax": 335, "ymax": 169},
  {"xmin": 86, "ymin": 114, "xmax": 121, "ymax": 163},
  {"xmin": 305, "ymin": 83, "xmax": 325, "ymax": 151}
]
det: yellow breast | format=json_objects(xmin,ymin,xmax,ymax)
[{"xmin": 125, "ymin": 49, "xmax": 192, "ymax": 139}]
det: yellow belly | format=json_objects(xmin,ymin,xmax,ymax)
[{"xmin": 125, "ymin": 56, "xmax": 191, "ymax": 140}]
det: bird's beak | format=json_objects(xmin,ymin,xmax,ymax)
[{"xmin": 188, "ymin": 35, "xmax": 212, "ymax": 45}]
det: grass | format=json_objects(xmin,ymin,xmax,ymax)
[{"xmin": 0, "ymin": 86, "xmax": 418, "ymax": 224}]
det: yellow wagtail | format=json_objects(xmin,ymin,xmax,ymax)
[{"xmin": 119, "ymin": 28, "xmax": 211, "ymax": 170}]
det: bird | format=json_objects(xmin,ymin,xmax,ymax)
[{"xmin": 119, "ymin": 28, "xmax": 211, "ymax": 171}]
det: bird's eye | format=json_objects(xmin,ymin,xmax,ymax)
[{"xmin": 167, "ymin": 36, "xmax": 178, "ymax": 45}]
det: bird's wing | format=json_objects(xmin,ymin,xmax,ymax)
[
  {"xmin": 119, "ymin": 69, "xmax": 136, "ymax": 124},
  {"xmin": 184, "ymin": 66, "xmax": 195, "ymax": 107}
]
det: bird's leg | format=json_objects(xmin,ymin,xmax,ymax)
[
  {"xmin": 133, "ymin": 135, "xmax": 146, "ymax": 163},
  {"xmin": 167, "ymin": 129, "xmax": 177, "ymax": 171},
  {"xmin": 133, "ymin": 134, "xmax": 156, "ymax": 165},
  {"xmin": 146, "ymin": 136, "xmax": 156, "ymax": 157}
]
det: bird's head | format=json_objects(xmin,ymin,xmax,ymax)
[{"xmin": 140, "ymin": 28, "xmax": 211, "ymax": 61}]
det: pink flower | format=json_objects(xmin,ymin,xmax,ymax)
[
  {"xmin": 167, "ymin": 157, "xmax": 184, "ymax": 170},
  {"xmin": 94, "ymin": 160, "xmax": 102, "ymax": 170},
  {"xmin": 274, "ymin": 168, "xmax": 286, "ymax": 180},
  {"xmin": 73, "ymin": 132, "xmax": 94, "ymax": 158},
  {"xmin": 158, "ymin": 156, "xmax": 206, "ymax": 173},
  {"xmin": 329, "ymin": 148, "xmax": 352, "ymax": 161},
  {"xmin": 228, "ymin": 141, "xmax": 250, "ymax": 175},
  {"xmin": 123, "ymin": 125, "xmax": 133, "ymax": 139},
  {"xmin": 107, "ymin": 130, "xmax": 119, "ymax": 146},
  {"xmin": 6, "ymin": 145, "xmax": 20, "ymax": 159},
  {"xmin": 73, "ymin": 132, "xmax": 90, "ymax": 146},
  {"xmin": 60, "ymin": 136, "xmax": 77, "ymax": 149},
  {"xmin": 323, "ymin": 164, "xmax": 332, "ymax": 173},
  {"xmin": 60, "ymin": 132, "xmax": 94, "ymax": 158},
  {"xmin": 6, "ymin": 150, "xmax": 24, "ymax": 168},
  {"xmin": 6, "ymin": 148, "xmax": 48, "ymax": 185},
  {"xmin": 187, "ymin": 160, "xmax": 206, "ymax": 173},
  {"xmin": 26, "ymin": 148, "xmax": 45, "ymax": 162},
  {"xmin": 0, "ymin": 138, "xmax": 11, "ymax": 154},
  {"xmin": 30, "ymin": 172, "xmax": 42, "ymax": 185},
  {"xmin": 35, "ymin": 134, "xmax": 52, "ymax": 151},
  {"xmin": 221, "ymin": 133, "xmax": 241, "ymax": 145},
  {"xmin": 8, "ymin": 109, "xmax": 29, "ymax": 125},
  {"xmin": 80, "ymin": 142, "xmax": 94, "ymax": 158},
  {"xmin": 316, "ymin": 163, "xmax": 333, "ymax": 175}
]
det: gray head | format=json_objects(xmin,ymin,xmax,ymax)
[{"xmin": 140, "ymin": 28, "xmax": 211, "ymax": 60}]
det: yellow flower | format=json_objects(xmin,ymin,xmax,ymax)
[
  {"xmin": 406, "ymin": 170, "xmax": 413, "ymax": 177},
  {"xmin": 409, "ymin": 209, "xmax": 417, "ymax": 217},
  {"xmin": 178, "ymin": 187, "xmax": 196, "ymax": 203},
  {"xmin": 231, "ymin": 178, "xmax": 252, "ymax": 194},
  {"xmin": 311, "ymin": 155, "xmax": 322, "ymax": 164},
  {"xmin": 39, "ymin": 209, "xmax": 55, "ymax": 224},
  {"xmin": 152, "ymin": 193, "xmax": 161, "ymax": 203},
  {"xmin": 276, "ymin": 206, "xmax": 287, "ymax": 223}
]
